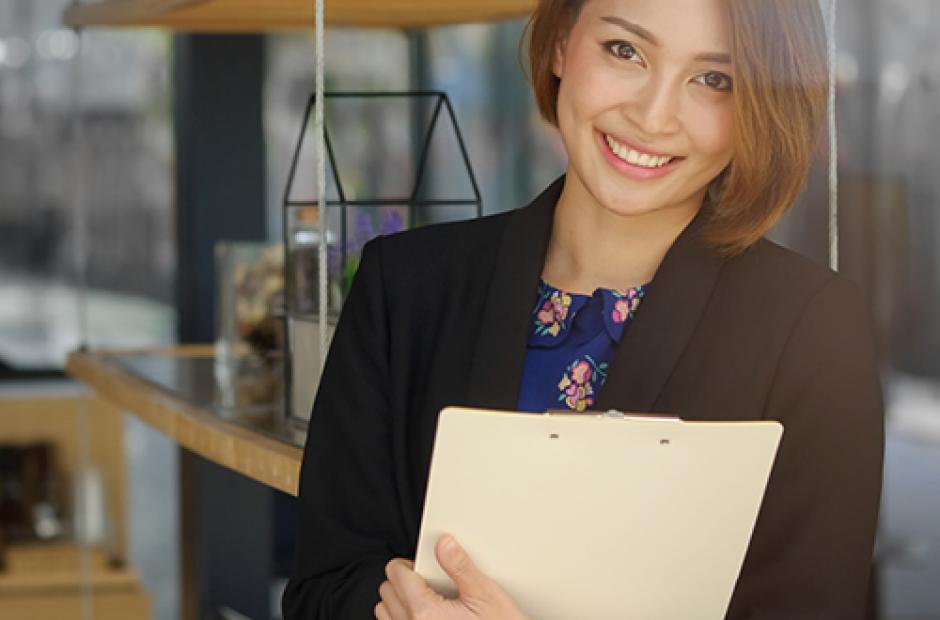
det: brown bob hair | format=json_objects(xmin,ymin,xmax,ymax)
[{"xmin": 525, "ymin": 0, "xmax": 829, "ymax": 255}]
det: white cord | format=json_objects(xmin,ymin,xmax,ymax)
[
  {"xmin": 827, "ymin": 0, "xmax": 839, "ymax": 272},
  {"xmin": 71, "ymin": 38, "xmax": 89, "ymax": 349},
  {"xmin": 315, "ymin": 0, "xmax": 328, "ymax": 370},
  {"xmin": 69, "ymin": 23, "xmax": 93, "ymax": 620}
]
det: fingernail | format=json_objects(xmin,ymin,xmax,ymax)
[{"xmin": 440, "ymin": 534, "xmax": 457, "ymax": 554}]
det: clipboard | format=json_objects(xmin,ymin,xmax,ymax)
[{"xmin": 414, "ymin": 406, "xmax": 783, "ymax": 620}]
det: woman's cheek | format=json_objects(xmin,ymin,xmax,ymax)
[{"xmin": 686, "ymin": 108, "xmax": 734, "ymax": 159}]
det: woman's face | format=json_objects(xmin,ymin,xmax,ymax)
[{"xmin": 553, "ymin": 0, "xmax": 735, "ymax": 218}]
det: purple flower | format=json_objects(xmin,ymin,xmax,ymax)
[
  {"xmin": 352, "ymin": 210, "xmax": 376, "ymax": 253},
  {"xmin": 327, "ymin": 244, "xmax": 342, "ymax": 275},
  {"xmin": 380, "ymin": 209, "xmax": 405, "ymax": 235}
]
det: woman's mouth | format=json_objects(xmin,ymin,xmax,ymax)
[
  {"xmin": 598, "ymin": 131, "xmax": 685, "ymax": 179},
  {"xmin": 604, "ymin": 134, "xmax": 677, "ymax": 168}
]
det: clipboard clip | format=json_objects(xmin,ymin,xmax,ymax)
[
  {"xmin": 602, "ymin": 410, "xmax": 683, "ymax": 422},
  {"xmin": 542, "ymin": 409, "xmax": 683, "ymax": 422}
]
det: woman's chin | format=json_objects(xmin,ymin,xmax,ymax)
[
  {"xmin": 592, "ymin": 192, "xmax": 669, "ymax": 219},
  {"xmin": 591, "ymin": 180, "xmax": 708, "ymax": 221}
]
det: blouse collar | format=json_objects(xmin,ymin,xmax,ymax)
[{"xmin": 527, "ymin": 279, "xmax": 647, "ymax": 348}]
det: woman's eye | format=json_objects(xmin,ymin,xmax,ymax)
[
  {"xmin": 604, "ymin": 41, "xmax": 642, "ymax": 63},
  {"xmin": 698, "ymin": 71, "xmax": 734, "ymax": 92}
]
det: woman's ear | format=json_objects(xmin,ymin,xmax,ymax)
[{"xmin": 552, "ymin": 37, "xmax": 567, "ymax": 79}]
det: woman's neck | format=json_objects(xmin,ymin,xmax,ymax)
[{"xmin": 541, "ymin": 174, "xmax": 703, "ymax": 294}]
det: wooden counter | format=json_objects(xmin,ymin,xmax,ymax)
[{"xmin": 65, "ymin": 347, "xmax": 304, "ymax": 496}]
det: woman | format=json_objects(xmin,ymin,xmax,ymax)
[{"xmin": 283, "ymin": 0, "xmax": 884, "ymax": 618}]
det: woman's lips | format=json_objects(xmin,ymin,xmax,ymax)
[
  {"xmin": 604, "ymin": 131, "xmax": 678, "ymax": 160},
  {"xmin": 596, "ymin": 131, "xmax": 684, "ymax": 180}
]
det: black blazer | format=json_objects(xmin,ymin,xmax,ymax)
[{"xmin": 283, "ymin": 176, "xmax": 884, "ymax": 619}]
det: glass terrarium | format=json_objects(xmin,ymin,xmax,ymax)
[
  {"xmin": 282, "ymin": 91, "xmax": 482, "ymax": 425},
  {"xmin": 214, "ymin": 241, "xmax": 285, "ymax": 413}
]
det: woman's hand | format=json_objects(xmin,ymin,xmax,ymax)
[{"xmin": 375, "ymin": 535, "xmax": 530, "ymax": 620}]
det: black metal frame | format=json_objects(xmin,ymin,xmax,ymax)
[
  {"xmin": 0, "ymin": 366, "xmax": 66, "ymax": 382},
  {"xmin": 281, "ymin": 90, "xmax": 482, "ymax": 426}
]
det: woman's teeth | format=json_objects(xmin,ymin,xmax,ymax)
[{"xmin": 604, "ymin": 134, "xmax": 675, "ymax": 168}]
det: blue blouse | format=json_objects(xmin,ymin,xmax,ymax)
[{"xmin": 517, "ymin": 279, "xmax": 648, "ymax": 413}]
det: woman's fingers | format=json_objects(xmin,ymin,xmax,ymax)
[
  {"xmin": 374, "ymin": 601, "xmax": 392, "ymax": 620},
  {"xmin": 436, "ymin": 534, "xmax": 489, "ymax": 602},
  {"xmin": 385, "ymin": 557, "xmax": 439, "ymax": 613},
  {"xmin": 378, "ymin": 579, "xmax": 409, "ymax": 619}
]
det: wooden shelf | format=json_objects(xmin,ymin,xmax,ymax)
[
  {"xmin": 66, "ymin": 346, "xmax": 303, "ymax": 496},
  {"xmin": 63, "ymin": 0, "xmax": 537, "ymax": 31},
  {"xmin": 0, "ymin": 543, "xmax": 152, "ymax": 620}
]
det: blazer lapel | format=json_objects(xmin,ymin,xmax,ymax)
[
  {"xmin": 466, "ymin": 175, "xmax": 725, "ymax": 416},
  {"xmin": 466, "ymin": 176, "xmax": 562, "ymax": 410},
  {"xmin": 595, "ymin": 209, "xmax": 724, "ymax": 415}
]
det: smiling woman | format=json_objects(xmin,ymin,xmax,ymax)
[
  {"xmin": 529, "ymin": 0, "xmax": 828, "ymax": 257},
  {"xmin": 283, "ymin": 2, "xmax": 882, "ymax": 619}
]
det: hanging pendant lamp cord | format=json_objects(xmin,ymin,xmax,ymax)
[
  {"xmin": 315, "ymin": 0, "xmax": 328, "ymax": 370},
  {"xmin": 828, "ymin": 0, "xmax": 839, "ymax": 272}
]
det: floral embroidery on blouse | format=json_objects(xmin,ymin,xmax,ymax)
[
  {"xmin": 533, "ymin": 282, "xmax": 573, "ymax": 338},
  {"xmin": 518, "ymin": 278, "xmax": 649, "ymax": 414},
  {"xmin": 611, "ymin": 287, "xmax": 646, "ymax": 324},
  {"xmin": 557, "ymin": 355, "xmax": 608, "ymax": 412}
]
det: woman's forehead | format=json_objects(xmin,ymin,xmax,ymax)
[{"xmin": 576, "ymin": 0, "xmax": 732, "ymax": 56}]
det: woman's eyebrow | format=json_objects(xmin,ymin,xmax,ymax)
[
  {"xmin": 697, "ymin": 52, "xmax": 731, "ymax": 65},
  {"xmin": 601, "ymin": 16, "xmax": 659, "ymax": 45},
  {"xmin": 600, "ymin": 15, "xmax": 732, "ymax": 65}
]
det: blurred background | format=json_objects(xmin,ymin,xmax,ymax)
[{"xmin": 0, "ymin": 0, "xmax": 938, "ymax": 618}]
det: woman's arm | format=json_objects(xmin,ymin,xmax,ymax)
[
  {"xmin": 282, "ymin": 237, "xmax": 407, "ymax": 619},
  {"xmin": 726, "ymin": 275, "xmax": 884, "ymax": 619}
]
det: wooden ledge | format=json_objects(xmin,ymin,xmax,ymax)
[{"xmin": 66, "ymin": 347, "xmax": 303, "ymax": 496}]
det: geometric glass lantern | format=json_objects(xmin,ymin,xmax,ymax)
[{"xmin": 282, "ymin": 91, "xmax": 482, "ymax": 425}]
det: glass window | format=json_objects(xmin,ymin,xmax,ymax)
[{"xmin": 0, "ymin": 2, "xmax": 175, "ymax": 373}]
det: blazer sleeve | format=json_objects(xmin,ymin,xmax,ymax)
[
  {"xmin": 282, "ymin": 237, "xmax": 405, "ymax": 619},
  {"xmin": 726, "ymin": 275, "xmax": 885, "ymax": 619}
]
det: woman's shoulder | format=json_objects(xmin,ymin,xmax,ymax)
[
  {"xmin": 721, "ymin": 236, "xmax": 868, "ymax": 333},
  {"xmin": 383, "ymin": 209, "xmax": 513, "ymax": 251},
  {"xmin": 727, "ymin": 236, "xmax": 857, "ymax": 298},
  {"xmin": 364, "ymin": 209, "xmax": 516, "ymax": 282}
]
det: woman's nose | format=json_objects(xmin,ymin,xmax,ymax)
[{"xmin": 623, "ymin": 75, "xmax": 681, "ymax": 137}]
